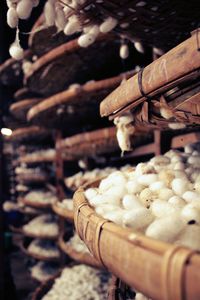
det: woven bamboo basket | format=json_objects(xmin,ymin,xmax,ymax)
[
  {"xmin": 73, "ymin": 180, "xmax": 200, "ymax": 300},
  {"xmin": 52, "ymin": 201, "xmax": 74, "ymax": 223},
  {"xmin": 19, "ymin": 237, "xmax": 60, "ymax": 262},
  {"xmin": 60, "ymin": 0, "xmax": 199, "ymax": 51},
  {"xmin": 10, "ymin": 99, "xmax": 41, "ymax": 121},
  {"xmin": 27, "ymin": 71, "xmax": 135, "ymax": 129},
  {"xmin": 9, "ymin": 126, "xmax": 50, "ymax": 143},
  {"xmin": 100, "ymin": 33, "xmax": 200, "ymax": 130},
  {"xmin": 58, "ymin": 230, "xmax": 103, "ymax": 268},
  {"xmin": 25, "ymin": 33, "xmax": 136, "ymax": 97}
]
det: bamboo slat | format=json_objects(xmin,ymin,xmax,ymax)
[
  {"xmin": 10, "ymin": 99, "xmax": 41, "ymax": 121},
  {"xmin": 73, "ymin": 181, "xmax": 200, "ymax": 300},
  {"xmin": 52, "ymin": 202, "xmax": 74, "ymax": 223}
]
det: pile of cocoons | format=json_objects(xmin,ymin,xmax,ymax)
[
  {"xmin": 85, "ymin": 143, "xmax": 200, "ymax": 250},
  {"xmin": 27, "ymin": 239, "xmax": 60, "ymax": 259},
  {"xmin": 23, "ymin": 214, "xmax": 59, "ymax": 238},
  {"xmin": 41, "ymin": 264, "xmax": 109, "ymax": 300},
  {"xmin": 30, "ymin": 261, "xmax": 60, "ymax": 282},
  {"xmin": 24, "ymin": 190, "xmax": 58, "ymax": 206},
  {"xmin": 66, "ymin": 233, "xmax": 90, "ymax": 254}
]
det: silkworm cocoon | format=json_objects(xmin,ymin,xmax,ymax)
[
  {"xmin": 173, "ymin": 162, "xmax": 185, "ymax": 171},
  {"xmin": 7, "ymin": 7, "xmax": 18, "ymax": 28},
  {"xmin": 149, "ymin": 181, "xmax": 166, "ymax": 192},
  {"xmin": 44, "ymin": 1, "xmax": 56, "ymax": 26},
  {"xmin": 135, "ymin": 163, "xmax": 156, "ymax": 178},
  {"xmin": 16, "ymin": 0, "xmax": 33, "ymax": 20},
  {"xmin": 171, "ymin": 178, "xmax": 190, "ymax": 196},
  {"xmin": 99, "ymin": 17, "xmax": 118, "ymax": 33},
  {"xmin": 103, "ymin": 209, "xmax": 125, "ymax": 225},
  {"xmin": 134, "ymin": 41, "xmax": 144, "ymax": 53},
  {"xmin": 9, "ymin": 42, "xmax": 24, "ymax": 60},
  {"xmin": 64, "ymin": 18, "xmax": 81, "ymax": 35},
  {"xmin": 157, "ymin": 188, "xmax": 174, "ymax": 201},
  {"xmin": 6, "ymin": 0, "xmax": 18, "ymax": 9},
  {"xmin": 104, "ymin": 185, "xmax": 126, "ymax": 200},
  {"xmin": 174, "ymin": 170, "xmax": 187, "ymax": 180},
  {"xmin": 99, "ymin": 178, "xmax": 113, "ymax": 192},
  {"xmin": 114, "ymin": 112, "xmax": 133, "ymax": 126},
  {"xmin": 146, "ymin": 214, "xmax": 185, "ymax": 242},
  {"xmin": 150, "ymin": 155, "xmax": 170, "ymax": 166},
  {"xmin": 88, "ymin": 25, "xmax": 100, "ymax": 37},
  {"xmin": 171, "ymin": 154, "xmax": 182, "ymax": 164},
  {"xmin": 116, "ymin": 127, "xmax": 132, "ymax": 154},
  {"xmin": 139, "ymin": 188, "xmax": 157, "ymax": 208},
  {"xmin": 138, "ymin": 174, "xmax": 158, "ymax": 186},
  {"xmin": 89, "ymin": 194, "xmax": 118, "ymax": 207},
  {"xmin": 135, "ymin": 293, "xmax": 149, "ymax": 300},
  {"xmin": 126, "ymin": 180, "xmax": 144, "ymax": 194},
  {"xmin": 151, "ymin": 200, "xmax": 180, "ymax": 218},
  {"xmin": 184, "ymin": 144, "xmax": 193, "ymax": 154},
  {"xmin": 78, "ymin": 33, "xmax": 96, "ymax": 47},
  {"xmin": 188, "ymin": 155, "xmax": 200, "ymax": 165},
  {"xmin": 160, "ymin": 107, "xmax": 174, "ymax": 119},
  {"xmin": 168, "ymin": 196, "xmax": 185, "ymax": 208},
  {"xmin": 123, "ymin": 207, "xmax": 154, "ymax": 229},
  {"xmin": 120, "ymin": 44, "xmax": 129, "ymax": 59},
  {"xmin": 182, "ymin": 191, "xmax": 200, "ymax": 203},
  {"xmin": 84, "ymin": 188, "xmax": 98, "ymax": 202},
  {"xmin": 181, "ymin": 205, "xmax": 200, "ymax": 224},
  {"xmin": 168, "ymin": 122, "xmax": 186, "ymax": 130},
  {"xmin": 177, "ymin": 225, "xmax": 200, "ymax": 250},
  {"xmin": 55, "ymin": 7, "xmax": 66, "ymax": 30},
  {"xmin": 190, "ymin": 171, "xmax": 200, "ymax": 182},
  {"xmin": 122, "ymin": 194, "xmax": 143, "ymax": 210}
]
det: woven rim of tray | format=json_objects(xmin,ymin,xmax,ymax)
[
  {"xmin": 73, "ymin": 180, "xmax": 200, "ymax": 300},
  {"xmin": 61, "ymin": 0, "xmax": 199, "ymax": 51},
  {"xmin": 52, "ymin": 201, "xmax": 74, "ymax": 222},
  {"xmin": 58, "ymin": 231, "xmax": 103, "ymax": 268},
  {"xmin": 100, "ymin": 33, "xmax": 200, "ymax": 129},
  {"xmin": 25, "ymin": 33, "xmax": 114, "ymax": 80},
  {"xmin": 19, "ymin": 238, "xmax": 60, "ymax": 262},
  {"xmin": 20, "ymin": 197, "xmax": 53, "ymax": 210},
  {"xmin": 9, "ymin": 126, "xmax": 50, "ymax": 142},
  {"xmin": 10, "ymin": 98, "xmax": 42, "ymax": 121},
  {"xmin": 22, "ymin": 227, "xmax": 58, "ymax": 240},
  {"xmin": 27, "ymin": 70, "xmax": 134, "ymax": 125}
]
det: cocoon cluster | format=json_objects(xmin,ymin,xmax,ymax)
[
  {"xmin": 23, "ymin": 214, "xmax": 59, "ymax": 238},
  {"xmin": 66, "ymin": 233, "xmax": 90, "ymax": 254},
  {"xmin": 24, "ymin": 190, "xmax": 58, "ymax": 205},
  {"xmin": 30, "ymin": 261, "xmax": 60, "ymax": 282},
  {"xmin": 21, "ymin": 149, "xmax": 56, "ymax": 161},
  {"xmin": 41, "ymin": 264, "xmax": 109, "ymax": 300},
  {"xmin": 85, "ymin": 142, "xmax": 200, "ymax": 249}
]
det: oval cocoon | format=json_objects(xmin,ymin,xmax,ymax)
[{"xmin": 123, "ymin": 207, "xmax": 153, "ymax": 229}]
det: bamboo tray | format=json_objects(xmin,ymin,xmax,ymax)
[
  {"xmin": 61, "ymin": 0, "xmax": 199, "ymax": 51},
  {"xmin": 9, "ymin": 126, "xmax": 50, "ymax": 143},
  {"xmin": 25, "ymin": 34, "xmax": 135, "ymax": 96},
  {"xmin": 52, "ymin": 201, "xmax": 74, "ymax": 223},
  {"xmin": 73, "ymin": 180, "xmax": 200, "ymax": 300},
  {"xmin": 58, "ymin": 127, "xmax": 119, "ymax": 160},
  {"xmin": 100, "ymin": 33, "xmax": 200, "ymax": 129},
  {"xmin": 19, "ymin": 237, "xmax": 60, "ymax": 262},
  {"xmin": 58, "ymin": 231, "xmax": 103, "ymax": 269},
  {"xmin": 10, "ymin": 98, "xmax": 41, "ymax": 121},
  {"xmin": 27, "ymin": 71, "xmax": 134, "ymax": 129}
]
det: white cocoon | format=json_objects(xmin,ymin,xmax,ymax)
[
  {"xmin": 16, "ymin": 0, "xmax": 33, "ymax": 19},
  {"xmin": 103, "ymin": 209, "xmax": 125, "ymax": 225},
  {"xmin": 84, "ymin": 188, "xmax": 98, "ymax": 202},
  {"xmin": 146, "ymin": 214, "xmax": 185, "ymax": 242},
  {"xmin": 182, "ymin": 191, "xmax": 200, "ymax": 203},
  {"xmin": 9, "ymin": 43, "xmax": 24, "ymax": 60},
  {"xmin": 168, "ymin": 196, "xmax": 185, "ymax": 208},
  {"xmin": 123, "ymin": 207, "xmax": 153, "ymax": 229},
  {"xmin": 7, "ymin": 7, "xmax": 18, "ymax": 28},
  {"xmin": 149, "ymin": 181, "xmax": 166, "ymax": 192},
  {"xmin": 171, "ymin": 178, "xmax": 190, "ymax": 196},
  {"xmin": 122, "ymin": 194, "xmax": 143, "ymax": 210},
  {"xmin": 100, "ymin": 17, "xmax": 118, "ymax": 33},
  {"xmin": 151, "ymin": 200, "xmax": 179, "ymax": 218},
  {"xmin": 126, "ymin": 180, "xmax": 144, "ymax": 194},
  {"xmin": 138, "ymin": 174, "xmax": 158, "ymax": 186},
  {"xmin": 78, "ymin": 34, "xmax": 96, "ymax": 47},
  {"xmin": 157, "ymin": 188, "xmax": 174, "ymax": 201}
]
